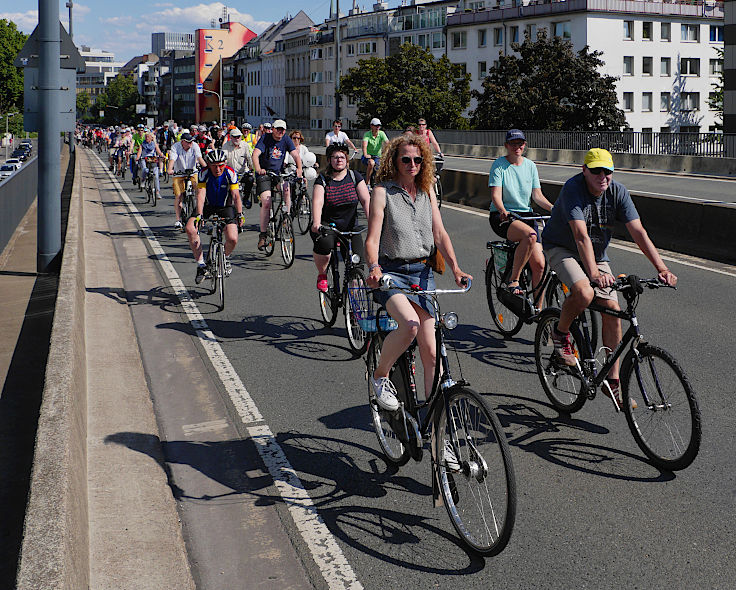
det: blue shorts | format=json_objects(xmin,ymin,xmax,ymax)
[
  {"xmin": 372, "ymin": 260, "xmax": 436, "ymax": 318},
  {"xmin": 361, "ymin": 155, "xmax": 380, "ymax": 168}
]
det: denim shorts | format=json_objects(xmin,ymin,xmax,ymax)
[{"xmin": 372, "ymin": 260, "xmax": 436, "ymax": 317}]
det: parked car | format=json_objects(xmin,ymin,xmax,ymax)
[
  {"xmin": 4, "ymin": 159, "xmax": 22, "ymax": 170},
  {"xmin": 19, "ymin": 141, "xmax": 32, "ymax": 151},
  {"xmin": 0, "ymin": 164, "xmax": 15, "ymax": 179},
  {"xmin": 11, "ymin": 150, "xmax": 29, "ymax": 161}
]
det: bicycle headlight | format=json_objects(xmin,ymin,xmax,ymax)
[
  {"xmin": 441, "ymin": 312, "xmax": 459, "ymax": 330},
  {"xmin": 351, "ymin": 253, "xmax": 361, "ymax": 264}
]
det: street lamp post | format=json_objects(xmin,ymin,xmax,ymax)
[
  {"xmin": 3, "ymin": 112, "xmax": 19, "ymax": 160},
  {"xmin": 202, "ymin": 89, "xmax": 222, "ymax": 126}
]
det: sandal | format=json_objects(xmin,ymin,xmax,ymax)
[{"xmin": 506, "ymin": 281, "xmax": 523, "ymax": 296}]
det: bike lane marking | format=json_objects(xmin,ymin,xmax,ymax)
[{"xmin": 92, "ymin": 153, "xmax": 364, "ymax": 590}]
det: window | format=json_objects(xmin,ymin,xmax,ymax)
[
  {"xmin": 642, "ymin": 92, "xmax": 653, "ymax": 112},
  {"xmin": 310, "ymin": 95, "xmax": 323, "ymax": 106},
  {"xmin": 681, "ymin": 58, "xmax": 700, "ymax": 76},
  {"xmin": 642, "ymin": 21, "xmax": 653, "ymax": 41},
  {"xmin": 432, "ymin": 32, "xmax": 444, "ymax": 49},
  {"xmin": 494, "ymin": 27, "xmax": 503, "ymax": 46},
  {"xmin": 525, "ymin": 24, "xmax": 537, "ymax": 40},
  {"xmin": 623, "ymin": 92, "xmax": 633, "ymax": 111},
  {"xmin": 456, "ymin": 63, "xmax": 467, "ymax": 75},
  {"xmin": 661, "ymin": 57, "xmax": 671, "ymax": 76},
  {"xmin": 661, "ymin": 22, "xmax": 671, "ymax": 42},
  {"xmin": 358, "ymin": 41, "xmax": 377, "ymax": 54},
  {"xmin": 681, "ymin": 24, "xmax": 699, "ymax": 42},
  {"xmin": 417, "ymin": 33, "xmax": 428, "ymax": 49},
  {"xmin": 478, "ymin": 29, "xmax": 487, "ymax": 48},
  {"xmin": 310, "ymin": 71, "xmax": 323, "ymax": 83},
  {"xmin": 710, "ymin": 26, "xmax": 723, "ymax": 42},
  {"xmin": 327, "ymin": 71, "xmax": 333, "ymax": 82},
  {"xmin": 623, "ymin": 56, "xmax": 634, "ymax": 76},
  {"xmin": 623, "ymin": 20, "xmax": 634, "ymax": 40},
  {"xmin": 710, "ymin": 58, "xmax": 723, "ymax": 76},
  {"xmin": 642, "ymin": 57, "xmax": 653, "ymax": 76},
  {"xmin": 402, "ymin": 35, "xmax": 412, "ymax": 45},
  {"xmin": 347, "ymin": 44, "xmax": 354, "ymax": 56},
  {"xmin": 328, "ymin": 46, "xmax": 333, "ymax": 58},
  {"xmin": 311, "ymin": 48, "xmax": 323, "ymax": 59},
  {"xmin": 553, "ymin": 21, "xmax": 570, "ymax": 40},
  {"xmin": 311, "ymin": 119, "xmax": 323, "ymax": 129},
  {"xmin": 478, "ymin": 61, "xmax": 487, "ymax": 79},
  {"xmin": 452, "ymin": 31, "xmax": 467, "ymax": 49},
  {"xmin": 681, "ymin": 92, "xmax": 700, "ymax": 111},
  {"xmin": 510, "ymin": 26, "xmax": 519, "ymax": 44},
  {"xmin": 660, "ymin": 92, "xmax": 671, "ymax": 112}
]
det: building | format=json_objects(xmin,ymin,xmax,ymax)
[
  {"xmin": 157, "ymin": 52, "xmax": 197, "ymax": 125},
  {"xmin": 724, "ymin": 0, "xmax": 734, "ymax": 150},
  {"xmin": 284, "ymin": 27, "xmax": 313, "ymax": 131},
  {"xmin": 446, "ymin": 0, "xmax": 725, "ymax": 132},
  {"xmin": 152, "ymin": 32, "xmax": 196, "ymax": 57},
  {"xmin": 75, "ymin": 46, "xmax": 124, "ymax": 104}
]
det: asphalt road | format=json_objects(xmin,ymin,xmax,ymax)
[{"xmin": 90, "ymin": 151, "xmax": 736, "ymax": 590}]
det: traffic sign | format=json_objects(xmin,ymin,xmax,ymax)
[{"xmin": 196, "ymin": 83, "xmax": 203, "ymax": 94}]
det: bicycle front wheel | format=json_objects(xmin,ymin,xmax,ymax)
[
  {"xmin": 436, "ymin": 387, "xmax": 516, "ymax": 556},
  {"xmin": 622, "ymin": 345, "xmax": 701, "ymax": 471},
  {"xmin": 534, "ymin": 309, "xmax": 588, "ymax": 413},
  {"xmin": 485, "ymin": 253, "xmax": 523, "ymax": 338},
  {"xmin": 151, "ymin": 182, "xmax": 157, "ymax": 207},
  {"xmin": 216, "ymin": 242, "xmax": 225, "ymax": 311},
  {"xmin": 280, "ymin": 215, "xmax": 295, "ymax": 268},
  {"xmin": 296, "ymin": 194, "xmax": 312, "ymax": 235},
  {"xmin": 435, "ymin": 176, "xmax": 443, "ymax": 209},
  {"xmin": 318, "ymin": 262, "xmax": 339, "ymax": 327},
  {"xmin": 264, "ymin": 219, "xmax": 276, "ymax": 257},
  {"xmin": 207, "ymin": 243, "xmax": 218, "ymax": 295},
  {"xmin": 344, "ymin": 268, "xmax": 370, "ymax": 355}
]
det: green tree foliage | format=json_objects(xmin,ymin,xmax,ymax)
[
  {"xmin": 471, "ymin": 30, "xmax": 626, "ymax": 131},
  {"xmin": 0, "ymin": 19, "xmax": 29, "ymax": 114},
  {"xmin": 96, "ymin": 75, "xmax": 142, "ymax": 125},
  {"xmin": 340, "ymin": 43, "xmax": 471, "ymax": 129},
  {"xmin": 707, "ymin": 46, "xmax": 723, "ymax": 130},
  {"xmin": 76, "ymin": 91, "xmax": 91, "ymax": 119}
]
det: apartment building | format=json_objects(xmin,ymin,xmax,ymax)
[
  {"xmin": 284, "ymin": 28, "xmax": 313, "ymax": 131},
  {"xmin": 446, "ymin": 0, "xmax": 725, "ymax": 132},
  {"xmin": 76, "ymin": 46, "xmax": 125, "ymax": 104}
]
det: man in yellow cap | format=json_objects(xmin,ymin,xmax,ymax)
[{"xmin": 541, "ymin": 148, "xmax": 677, "ymax": 408}]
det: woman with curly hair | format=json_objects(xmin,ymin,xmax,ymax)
[{"xmin": 364, "ymin": 134, "xmax": 472, "ymax": 411}]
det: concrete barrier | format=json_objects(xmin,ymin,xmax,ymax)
[
  {"xmin": 16, "ymin": 153, "xmax": 89, "ymax": 590},
  {"xmin": 0, "ymin": 157, "xmax": 38, "ymax": 255}
]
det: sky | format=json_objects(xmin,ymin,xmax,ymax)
[{"xmin": 1, "ymin": 0, "xmax": 336, "ymax": 63}]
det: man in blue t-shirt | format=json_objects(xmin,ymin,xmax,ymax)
[
  {"xmin": 252, "ymin": 119, "xmax": 303, "ymax": 250},
  {"xmin": 541, "ymin": 148, "xmax": 677, "ymax": 406},
  {"xmin": 489, "ymin": 129, "xmax": 554, "ymax": 295}
]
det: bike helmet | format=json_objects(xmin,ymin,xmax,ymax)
[
  {"xmin": 326, "ymin": 142, "xmax": 350, "ymax": 158},
  {"xmin": 242, "ymin": 122, "xmax": 252, "ymax": 130},
  {"xmin": 204, "ymin": 148, "xmax": 227, "ymax": 164}
]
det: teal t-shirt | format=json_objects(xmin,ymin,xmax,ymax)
[
  {"xmin": 363, "ymin": 130, "xmax": 388, "ymax": 156},
  {"xmin": 488, "ymin": 156, "xmax": 541, "ymax": 213}
]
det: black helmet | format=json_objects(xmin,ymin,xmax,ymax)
[
  {"xmin": 204, "ymin": 148, "xmax": 227, "ymax": 164},
  {"xmin": 326, "ymin": 142, "xmax": 350, "ymax": 158}
]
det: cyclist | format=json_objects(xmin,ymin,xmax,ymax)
[
  {"xmin": 489, "ymin": 129, "xmax": 554, "ymax": 296},
  {"xmin": 168, "ymin": 131, "xmax": 206, "ymax": 229},
  {"xmin": 362, "ymin": 118, "xmax": 388, "ymax": 188},
  {"xmin": 285, "ymin": 130, "xmax": 317, "ymax": 181},
  {"xmin": 135, "ymin": 132, "xmax": 164, "ymax": 199},
  {"xmin": 130, "ymin": 124, "xmax": 146, "ymax": 184},
  {"xmin": 252, "ymin": 119, "xmax": 303, "ymax": 251},
  {"xmin": 417, "ymin": 118, "xmax": 443, "ymax": 158},
  {"xmin": 186, "ymin": 148, "xmax": 244, "ymax": 283},
  {"xmin": 365, "ymin": 134, "xmax": 472, "ymax": 410},
  {"xmin": 242, "ymin": 122, "xmax": 258, "ymax": 149},
  {"xmin": 325, "ymin": 119, "xmax": 357, "ymax": 153},
  {"xmin": 541, "ymin": 148, "xmax": 677, "ymax": 406},
  {"xmin": 311, "ymin": 142, "xmax": 370, "ymax": 292},
  {"xmin": 222, "ymin": 127, "xmax": 254, "ymax": 209}
]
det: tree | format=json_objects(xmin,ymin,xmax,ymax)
[
  {"xmin": 471, "ymin": 30, "xmax": 626, "ymax": 131},
  {"xmin": 0, "ymin": 19, "xmax": 28, "ymax": 114},
  {"xmin": 340, "ymin": 43, "xmax": 471, "ymax": 129},
  {"xmin": 96, "ymin": 75, "xmax": 142, "ymax": 125},
  {"xmin": 707, "ymin": 46, "xmax": 723, "ymax": 130},
  {"xmin": 76, "ymin": 91, "xmax": 91, "ymax": 119}
]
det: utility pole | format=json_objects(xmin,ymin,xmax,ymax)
[
  {"xmin": 335, "ymin": 0, "xmax": 341, "ymax": 120},
  {"xmin": 66, "ymin": 1, "xmax": 73, "ymax": 39}
]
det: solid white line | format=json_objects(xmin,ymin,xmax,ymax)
[
  {"xmin": 441, "ymin": 203, "xmax": 736, "ymax": 278},
  {"xmin": 91, "ymin": 153, "xmax": 364, "ymax": 590}
]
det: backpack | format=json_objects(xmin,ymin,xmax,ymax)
[{"xmin": 319, "ymin": 170, "xmax": 358, "ymax": 189}]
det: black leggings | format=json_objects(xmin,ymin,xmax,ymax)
[{"xmin": 310, "ymin": 230, "xmax": 364, "ymax": 259}]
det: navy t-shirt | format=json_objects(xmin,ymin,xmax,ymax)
[
  {"xmin": 542, "ymin": 173, "xmax": 639, "ymax": 262},
  {"xmin": 255, "ymin": 134, "xmax": 296, "ymax": 172}
]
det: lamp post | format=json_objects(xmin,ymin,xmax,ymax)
[
  {"xmin": 3, "ymin": 112, "xmax": 19, "ymax": 160},
  {"xmin": 202, "ymin": 89, "xmax": 222, "ymax": 126}
]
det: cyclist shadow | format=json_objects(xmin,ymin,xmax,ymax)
[
  {"xmin": 445, "ymin": 323, "xmax": 537, "ymax": 374},
  {"xmin": 490, "ymin": 392, "xmax": 676, "ymax": 482},
  {"xmin": 85, "ymin": 285, "xmax": 182, "ymax": 310}
]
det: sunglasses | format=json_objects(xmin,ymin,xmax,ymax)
[
  {"xmin": 588, "ymin": 167, "xmax": 613, "ymax": 176},
  {"xmin": 400, "ymin": 156, "xmax": 423, "ymax": 165}
]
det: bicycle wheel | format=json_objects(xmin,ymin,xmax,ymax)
[
  {"xmin": 534, "ymin": 309, "xmax": 588, "ymax": 413},
  {"xmin": 296, "ymin": 193, "xmax": 312, "ymax": 235},
  {"xmin": 485, "ymin": 251, "xmax": 524, "ymax": 338},
  {"xmin": 546, "ymin": 277, "xmax": 599, "ymax": 352},
  {"xmin": 435, "ymin": 176, "xmax": 443, "ymax": 209},
  {"xmin": 216, "ymin": 242, "xmax": 225, "ymax": 311},
  {"xmin": 207, "ymin": 243, "xmax": 218, "ymax": 295},
  {"xmin": 280, "ymin": 215, "xmax": 295, "ymax": 268},
  {"xmin": 344, "ymin": 267, "xmax": 370, "ymax": 355},
  {"xmin": 151, "ymin": 180, "xmax": 157, "ymax": 207},
  {"xmin": 435, "ymin": 386, "xmax": 516, "ymax": 556},
  {"xmin": 264, "ymin": 219, "xmax": 276, "ymax": 257},
  {"xmin": 318, "ymin": 261, "xmax": 339, "ymax": 327},
  {"xmin": 366, "ymin": 337, "xmax": 411, "ymax": 466},
  {"xmin": 621, "ymin": 345, "xmax": 701, "ymax": 471}
]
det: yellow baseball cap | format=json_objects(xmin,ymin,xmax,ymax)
[{"xmin": 583, "ymin": 148, "xmax": 614, "ymax": 171}]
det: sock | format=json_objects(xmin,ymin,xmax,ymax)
[
  {"xmin": 197, "ymin": 255, "xmax": 205, "ymax": 265},
  {"xmin": 554, "ymin": 323, "xmax": 569, "ymax": 336}
]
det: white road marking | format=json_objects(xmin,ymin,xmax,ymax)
[
  {"xmin": 92, "ymin": 153, "xmax": 364, "ymax": 590},
  {"xmin": 441, "ymin": 203, "xmax": 736, "ymax": 278}
]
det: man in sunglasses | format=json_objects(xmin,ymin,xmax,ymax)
[{"xmin": 541, "ymin": 148, "xmax": 676, "ymax": 407}]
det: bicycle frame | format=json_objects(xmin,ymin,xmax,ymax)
[{"xmin": 323, "ymin": 226, "xmax": 366, "ymax": 309}]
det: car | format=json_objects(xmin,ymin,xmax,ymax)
[
  {"xmin": 4, "ymin": 159, "xmax": 22, "ymax": 170},
  {"xmin": 19, "ymin": 141, "xmax": 32, "ymax": 150},
  {"xmin": 0, "ymin": 164, "xmax": 15, "ymax": 179},
  {"xmin": 11, "ymin": 150, "xmax": 29, "ymax": 161}
]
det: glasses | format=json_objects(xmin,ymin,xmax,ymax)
[
  {"xmin": 331, "ymin": 154, "xmax": 347, "ymax": 160},
  {"xmin": 334, "ymin": 124, "xmax": 341, "ymax": 128},
  {"xmin": 588, "ymin": 167, "xmax": 613, "ymax": 176},
  {"xmin": 418, "ymin": 123, "xmax": 427, "ymax": 126},
  {"xmin": 400, "ymin": 156, "xmax": 423, "ymax": 165}
]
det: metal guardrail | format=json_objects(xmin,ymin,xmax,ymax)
[{"xmin": 0, "ymin": 156, "xmax": 38, "ymax": 255}]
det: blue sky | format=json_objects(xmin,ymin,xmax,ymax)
[{"xmin": 2, "ymin": 1, "xmax": 335, "ymax": 63}]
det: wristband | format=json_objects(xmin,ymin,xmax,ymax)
[{"xmin": 368, "ymin": 263, "xmax": 381, "ymax": 272}]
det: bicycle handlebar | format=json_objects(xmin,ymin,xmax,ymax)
[
  {"xmin": 379, "ymin": 274, "xmax": 472, "ymax": 295},
  {"xmin": 590, "ymin": 274, "xmax": 676, "ymax": 291},
  {"xmin": 318, "ymin": 224, "xmax": 367, "ymax": 237},
  {"xmin": 507, "ymin": 211, "xmax": 551, "ymax": 222}
]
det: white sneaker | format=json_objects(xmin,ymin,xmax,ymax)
[
  {"xmin": 444, "ymin": 439, "xmax": 460, "ymax": 472},
  {"xmin": 371, "ymin": 376, "xmax": 399, "ymax": 411},
  {"xmin": 174, "ymin": 220, "xmax": 183, "ymax": 230},
  {"xmin": 224, "ymin": 256, "xmax": 232, "ymax": 277}
]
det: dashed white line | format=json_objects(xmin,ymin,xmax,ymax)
[{"xmin": 92, "ymin": 153, "xmax": 364, "ymax": 590}]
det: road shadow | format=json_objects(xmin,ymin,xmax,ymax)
[{"xmin": 445, "ymin": 322, "xmax": 537, "ymax": 375}]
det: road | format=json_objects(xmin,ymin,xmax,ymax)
[{"xmin": 85, "ymin": 148, "xmax": 735, "ymax": 590}]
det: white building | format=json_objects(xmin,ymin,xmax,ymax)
[
  {"xmin": 446, "ymin": 0, "xmax": 725, "ymax": 132},
  {"xmin": 151, "ymin": 32, "xmax": 195, "ymax": 57},
  {"xmin": 76, "ymin": 46, "xmax": 125, "ymax": 104}
]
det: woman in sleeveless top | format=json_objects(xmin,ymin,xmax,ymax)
[
  {"xmin": 365, "ymin": 135, "xmax": 471, "ymax": 410},
  {"xmin": 417, "ymin": 118, "xmax": 443, "ymax": 158}
]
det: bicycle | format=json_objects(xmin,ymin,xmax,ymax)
[
  {"xmin": 316, "ymin": 225, "xmax": 370, "ymax": 354},
  {"xmin": 197, "ymin": 215, "xmax": 236, "ymax": 311},
  {"xmin": 485, "ymin": 212, "xmax": 599, "ymax": 345},
  {"xmin": 262, "ymin": 171, "xmax": 295, "ymax": 268},
  {"xmin": 175, "ymin": 169, "xmax": 197, "ymax": 231},
  {"xmin": 433, "ymin": 155, "xmax": 444, "ymax": 209},
  {"xmin": 141, "ymin": 156, "xmax": 159, "ymax": 206},
  {"xmin": 534, "ymin": 275, "xmax": 701, "ymax": 471},
  {"xmin": 365, "ymin": 276, "xmax": 516, "ymax": 555},
  {"xmin": 290, "ymin": 177, "xmax": 312, "ymax": 235}
]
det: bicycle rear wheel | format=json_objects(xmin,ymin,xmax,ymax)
[
  {"xmin": 485, "ymin": 251, "xmax": 524, "ymax": 338},
  {"xmin": 216, "ymin": 242, "xmax": 225, "ymax": 311},
  {"xmin": 534, "ymin": 309, "xmax": 588, "ymax": 413},
  {"xmin": 622, "ymin": 345, "xmax": 701, "ymax": 471},
  {"xmin": 151, "ymin": 180, "xmax": 157, "ymax": 207},
  {"xmin": 296, "ymin": 193, "xmax": 312, "ymax": 235},
  {"xmin": 318, "ymin": 261, "xmax": 339, "ymax": 327},
  {"xmin": 436, "ymin": 386, "xmax": 516, "ymax": 556},
  {"xmin": 345, "ymin": 268, "xmax": 370, "ymax": 355},
  {"xmin": 264, "ymin": 219, "xmax": 276, "ymax": 257},
  {"xmin": 207, "ymin": 241, "xmax": 218, "ymax": 295},
  {"xmin": 280, "ymin": 215, "xmax": 295, "ymax": 268},
  {"xmin": 435, "ymin": 176, "xmax": 443, "ymax": 209}
]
